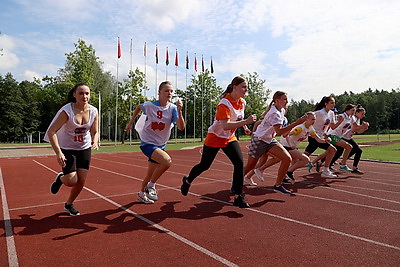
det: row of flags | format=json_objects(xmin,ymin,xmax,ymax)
[{"xmin": 117, "ymin": 38, "xmax": 214, "ymax": 73}]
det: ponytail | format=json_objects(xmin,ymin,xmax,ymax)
[
  {"xmin": 63, "ymin": 83, "xmax": 88, "ymax": 106},
  {"xmin": 220, "ymin": 76, "xmax": 246, "ymax": 99},
  {"xmin": 314, "ymin": 96, "xmax": 334, "ymax": 111},
  {"xmin": 265, "ymin": 91, "xmax": 287, "ymax": 113}
]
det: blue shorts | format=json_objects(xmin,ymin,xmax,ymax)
[{"xmin": 140, "ymin": 142, "xmax": 166, "ymax": 164}]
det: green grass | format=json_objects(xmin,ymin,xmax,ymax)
[{"xmin": 1, "ymin": 134, "xmax": 399, "ymax": 162}]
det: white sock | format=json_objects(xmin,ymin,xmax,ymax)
[{"xmin": 323, "ymin": 167, "xmax": 329, "ymax": 172}]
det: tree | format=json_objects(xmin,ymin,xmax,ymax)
[{"xmin": 0, "ymin": 73, "xmax": 24, "ymax": 142}]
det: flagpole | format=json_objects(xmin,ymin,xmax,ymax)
[
  {"xmin": 98, "ymin": 91, "xmax": 101, "ymax": 147},
  {"xmin": 144, "ymin": 42, "xmax": 147, "ymax": 98},
  {"xmin": 201, "ymin": 55, "xmax": 204, "ymax": 142},
  {"xmin": 129, "ymin": 38, "xmax": 133, "ymax": 144},
  {"xmin": 193, "ymin": 53, "xmax": 197, "ymax": 143},
  {"xmin": 155, "ymin": 44, "xmax": 158, "ymax": 99},
  {"xmin": 174, "ymin": 48, "xmax": 178, "ymax": 143},
  {"xmin": 184, "ymin": 51, "xmax": 188, "ymax": 143},
  {"xmin": 115, "ymin": 37, "xmax": 120, "ymax": 143}
]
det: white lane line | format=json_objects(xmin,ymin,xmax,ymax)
[
  {"xmin": 93, "ymin": 157, "xmax": 400, "ymax": 211},
  {"xmin": 91, "ymin": 165, "xmax": 400, "ymax": 251},
  {"xmin": 34, "ymin": 159, "xmax": 400, "ymax": 251},
  {"xmin": 33, "ymin": 161, "xmax": 237, "ymax": 267},
  {"xmin": 0, "ymin": 168, "xmax": 19, "ymax": 267}
]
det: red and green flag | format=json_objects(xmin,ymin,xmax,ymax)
[
  {"xmin": 194, "ymin": 54, "xmax": 197, "ymax": 72},
  {"xmin": 117, "ymin": 37, "xmax": 121, "ymax": 58},
  {"xmin": 166, "ymin": 47, "xmax": 169, "ymax": 65},
  {"xmin": 155, "ymin": 44, "xmax": 158, "ymax": 64},
  {"xmin": 201, "ymin": 55, "xmax": 204, "ymax": 72},
  {"xmin": 175, "ymin": 49, "xmax": 178, "ymax": 67},
  {"xmin": 210, "ymin": 57, "xmax": 214, "ymax": 73},
  {"xmin": 186, "ymin": 52, "xmax": 189, "ymax": 69}
]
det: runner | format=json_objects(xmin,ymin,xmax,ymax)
[
  {"xmin": 44, "ymin": 83, "xmax": 99, "ymax": 216},
  {"xmin": 180, "ymin": 76, "xmax": 256, "ymax": 208},
  {"xmin": 125, "ymin": 81, "xmax": 185, "ymax": 204}
]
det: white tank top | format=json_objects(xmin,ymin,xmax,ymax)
[
  {"xmin": 207, "ymin": 98, "xmax": 245, "ymax": 139},
  {"xmin": 44, "ymin": 103, "xmax": 98, "ymax": 150}
]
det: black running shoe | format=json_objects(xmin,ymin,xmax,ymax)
[
  {"xmin": 233, "ymin": 195, "xmax": 250, "ymax": 208},
  {"xmin": 51, "ymin": 172, "xmax": 63, "ymax": 194},
  {"xmin": 282, "ymin": 178, "xmax": 292, "ymax": 184},
  {"xmin": 181, "ymin": 176, "xmax": 191, "ymax": 196},
  {"xmin": 315, "ymin": 162, "xmax": 322, "ymax": 173},
  {"xmin": 286, "ymin": 172, "xmax": 295, "ymax": 181},
  {"xmin": 64, "ymin": 203, "xmax": 80, "ymax": 216}
]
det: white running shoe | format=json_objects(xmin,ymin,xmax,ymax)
[
  {"xmin": 145, "ymin": 185, "xmax": 158, "ymax": 201},
  {"xmin": 137, "ymin": 192, "xmax": 154, "ymax": 204},
  {"xmin": 244, "ymin": 177, "xmax": 257, "ymax": 186},
  {"xmin": 321, "ymin": 170, "xmax": 338, "ymax": 178},
  {"xmin": 254, "ymin": 168, "xmax": 265, "ymax": 182}
]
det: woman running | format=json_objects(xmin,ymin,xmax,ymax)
[
  {"xmin": 45, "ymin": 83, "xmax": 99, "ymax": 216},
  {"xmin": 126, "ymin": 81, "xmax": 185, "ymax": 204},
  {"xmin": 180, "ymin": 76, "xmax": 256, "ymax": 208},
  {"xmin": 243, "ymin": 91, "xmax": 307, "ymax": 194}
]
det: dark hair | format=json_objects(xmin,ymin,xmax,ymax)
[
  {"xmin": 342, "ymin": 104, "xmax": 355, "ymax": 113},
  {"xmin": 159, "ymin": 81, "xmax": 172, "ymax": 91},
  {"xmin": 64, "ymin": 83, "xmax": 89, "ymax": 105},
  {"xmin": 355, "ymin": 104, "xmax": 365, "ymax": 114},
  {"xmin": 313, "ymin": 96, "xmax": 334, "ymax": 111},
  {"xmin": 220, "ymin": 76, "xmax": 247, "ymax": 99},
  {"xmin": 265, "ymin": 91, "xmax": 287, "ymax": 112}
]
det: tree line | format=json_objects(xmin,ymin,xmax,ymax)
[{"xmin": 0, "ymin": 39, "xmax": 399, "ymax": 143}]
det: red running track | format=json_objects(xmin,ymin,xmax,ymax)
[{"xmin": 1, "ymin": 143, "xmax": 399, "ymax": 266}]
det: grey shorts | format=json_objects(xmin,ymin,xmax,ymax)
[{"xmin": 248, "ymin": 135, "xmax": 278, "ymax": 158}]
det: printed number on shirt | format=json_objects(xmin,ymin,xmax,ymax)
[
  {"xmin": 74, "ymin": 135, "xmax": 84, "ymax": 142},
  {"xmin": 157, "ymin": 110, "xmax": 163, "ymax": 119}
]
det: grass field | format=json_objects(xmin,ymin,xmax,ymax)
[{"xmin": 1, "ymin": 134, "xmax": 399, "ymax": 163}]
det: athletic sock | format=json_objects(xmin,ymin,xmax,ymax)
[{"xmin": 147, "ymin": 182, "xmax": 155, "ymax": 188}]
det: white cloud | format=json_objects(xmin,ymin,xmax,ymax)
[
  {"xmin": 22, "ymin": 70, "xmax": 41, "ymax": 81},
  {"xmin": 264, "ymin": 0, "xmax": 400, "ymax": 101},
  {"xmin": 0, "ymin": 34, "xmax": 20, "ymax": 70}
]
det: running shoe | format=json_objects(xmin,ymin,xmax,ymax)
[
  {"xmin": 137, "ymin": 192, "xmax": 154, "ymax": 204},
  {"xmin": 282, "ymin": 177, "xmax": 292, "ymax": 184},
  {"xmin": 64, "ymin": 203, "xmax": 80, "ymax": 216},
  {"xmin": 307, "ymin": 162, "xmax": 313, "ymax": 172},
  {"xmin": 233, "ymin": 195, "xmax": 250, "ymax": 208},
  {"xmin": 273, "ymin": 185, "xmax": 292, "ymax": 195},
  {"xmin": 145, "ymin": 185, "xmax": 158, "ymax": 201},
  {"xmin": 244, "ymin": 177, "xmax": 257, "ymax": 186},
  {"xmin": 339, "ymin": 165, "xmax": 353, "ymax": 172},
  {"xmin": 329, "ymin": 166, "xmax": 337, "ymax": 171},
  {"xmin": 315, "ymin": 162, "xmax": 322, "ymax": 173},
  {"xmin": 286, "ymin": 172, "xmax": 295, "ymax": 181},
  {"xmin": 321, "ymin": 170, "xmax": 337, "ymax": 178},
  {"xmin": 51, "ymin": 172, "xmax": 63, "ymax": 194},
  {"xmin": 351, "ymin": 168, "xmax": 364, "ymax": 174},
  {"xmin": 181, "ymin": 176, "xmax": 191, "ymax": 196},
  {"xmin": 254, "ymin": 168, "xmax": 264, "ymax": 182}
]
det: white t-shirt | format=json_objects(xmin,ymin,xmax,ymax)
[
  {"xmin": 342, "ymin": 116, "xmax": 358, "ymax": 139},
  {"xmin": 136, "ymin": 101, "xmax": 178, "ymax": 146},
  {"xmin": 328, "ymin": 112, "xmax": 353, "ymax": 138},
  {"xmin": 280, "ymin": 123, "xmax": 316, "ymax": 148},
  {"xmin": 313, "ymin": 108, "xmax": 335, "ymax": 137},
  {"xmin": 44, "ymin": 103, "xmax": 98, "ymax": 150},
  {"xmin": 253, "ymin": 105, "xmax": 285, "ymax": 143}
]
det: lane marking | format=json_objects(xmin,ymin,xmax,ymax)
[
  {"xmin": 33, "ymin": 159, "xmax": 400, "ymax": 253},
  {"xmin": 0, "ymin": 168, "xmax": 19, "ymax": 267},
  {"xmin": 32, "ymin": 161, "xmax": 237, "ymax": 267}
]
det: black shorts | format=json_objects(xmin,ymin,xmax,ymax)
[
  {"xmin": 61, "ymin": 148, "xmax": 91, "ymax": 174},
  {"xmin": 305, "ymin": 136, "xmax": 331, "ymax": 154}
]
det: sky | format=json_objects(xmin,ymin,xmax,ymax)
[{"xmin": 1, "ymin": 0, "xmax": 399, "ymax": 102}]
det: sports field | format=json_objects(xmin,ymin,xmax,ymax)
[{"xmin": 1, "ymin": 142, "xmax": 399, "ymax": 266}]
